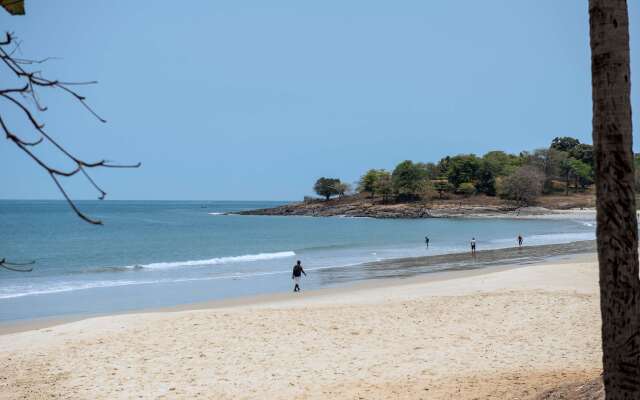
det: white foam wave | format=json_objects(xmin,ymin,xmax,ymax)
[
  {"xmin": 0, "ymin": 280, "xmax": 145, "ymax": 299},
  {"xmin": 0, "ymin": 263, "xmax": 346, "ymax": 299},
  {"xmin": 120, "ymin": 251, "xmax": 296, "ymax": 270},
  {"xmin": 208, "ymin": 212, "xmax": 225, "ymax": 216}
]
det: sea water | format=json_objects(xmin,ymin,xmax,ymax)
[{"xmin": 0, "ymin": 200, "xmax": 595, "ymax": 322}]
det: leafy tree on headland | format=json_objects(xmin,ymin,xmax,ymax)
[
  {"xmin": 373, "ymin": 171, "xmax": 394, "ymax": 203},
  {"xmin": 568, "ymin": 143, "xmax": 594, "ymax": 167},
  {"xmin": 445, "ymin": 154, "xmax": 481, "ymax": 189},
  {"xmin": 482, "ymin": 151, "xmax": 520, "ymax": 177},
  {"xmin": 391, "ymin": 160, "xmax": 429, "ymax": 201},
  {"xmin": 348, "ymin": 133, "xmax": 597, "ymax": 205},
  {"xmin": 313, "ymin": 177, "xmax": 341, "ymax": 200},
  {"xmin": 550, "ymin": 136, "xmax": 580, "ymax": 153},
  {"xmin": 432, "ymin": 179, "xmax": 454, "ymax": 199},
  {"xmin": 474, "ymin": 161, "xmax": 497, "ymax": 196},
  {"xmin": 358, "ymin": 169, "xmax": 386, "ymax": 197},
  {"xmin": 568, "ymin": 159, "xmax": 593, "ymax": 192}
]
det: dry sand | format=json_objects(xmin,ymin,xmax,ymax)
[{"xmin": 0, "ymin": 255, "xmax": 602, "ymax": 399}]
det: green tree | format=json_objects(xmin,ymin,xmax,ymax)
[
  {"xmin": 457, "ymin": 182, "xmax": 476, "ymax": 197},
  {"xmin": 550, "ymin": 136, "xmax": 580, "ymax": 153},
  {"xmin": 418, "ymin": 162, "xmax": 441, "ymax": 180},
  {"xmin": 569, "ymin": 143, "xmax": 594, "ymax": 167},
  {"xmin": 392, "ymin": 160, "xmax": 428, "ymax": 201},
  {"xmin": 313, "ymin": 177, "xmax": 341, "ymax": 200},
  {"xmin": 357, "ymin": 169, "xmax": 386, "ymax": 197},
  {"xmin": 373, "ymin": 171, "xmax": 394, "ymax": 203},
  {"xmin": 446, "ymin": 154, "xmax": 481, "ymax": 188},
  {"xmin": 568, "ymin": 159, "xmax": 592, "ymax": 191},
  {"xmin": 482, "ymin": 151, "xmax": 520, "ymax": 176},
  {"xmin": 437, "ymin": 156, "xmax": 451, "ymax": 176},
  {"xmin": 560, "ymin": 158, "xmax": 593, "ymax": 194},
  {"xmin": 432, "ymin": 179, "xmax": 453, "ymax": 199},
  {"xmin": 475, "ymin": 161, "xmax": 497, "ymax": 196}
]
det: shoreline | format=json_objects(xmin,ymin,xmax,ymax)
[
  {"xmin": 0, "ymin": 241, "xmax": 596, "ymax": 336},
  {"xmin": 0, "ymin": 250, "xmax": 602, "ymax": 399},
  {"xmin": 235, "ymin": 193, "xmax": 597, "ymax": 219}
]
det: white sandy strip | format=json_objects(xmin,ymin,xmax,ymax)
[{"xmin": 0, "ymin": 256, "xmax": 602, "ymax": 399}]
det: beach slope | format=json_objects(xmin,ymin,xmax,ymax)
[{"xmin": 0, "ymin": 256, "xmax": 602, "ymax": 399}]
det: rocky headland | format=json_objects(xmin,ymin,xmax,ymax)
[{"xmin": 237, "ymin": 193, "xmax": 596, "ymax": 219}]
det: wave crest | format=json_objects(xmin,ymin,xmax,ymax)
[{"xmin": 120, "ymin": 251, "xmax": 296, "ymax": 270}]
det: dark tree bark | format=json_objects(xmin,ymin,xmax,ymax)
[{"xmin": 589, "ymin": 1, "xmax": 640, "ymax": 398}]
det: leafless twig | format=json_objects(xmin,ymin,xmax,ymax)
[
  {"xmin": 1, "ymin": 32, "xmax": 140, "ymax": 272},
  {"xmin": 0, "ymin": 32, "xmax": 140, "ymax": 225},
  {"xmin": 0, "ymin": 258, "xmax": 34, "ymax": 272}
]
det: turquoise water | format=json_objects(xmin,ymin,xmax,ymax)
[{"xmin": 0, "ymin": 200, "xmax": 595, "ymax": 322}]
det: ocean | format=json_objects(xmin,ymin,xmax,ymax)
[{"xmin": 0, "ymin": 200, "xmax": 595, "ymax": 322}]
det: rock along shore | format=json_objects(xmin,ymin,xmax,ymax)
[{"xmin": 235, "ymin": 194, "xmax": 596, "ymax": 219}]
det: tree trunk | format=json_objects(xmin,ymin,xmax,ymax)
[{"xmin": 589, "ymin": 1, "xmax": 640, "ymax": 398}]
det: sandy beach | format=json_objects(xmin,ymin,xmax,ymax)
[{"xmin": 0, "ymin": 254, "xmax": 603, "ymax": 399}]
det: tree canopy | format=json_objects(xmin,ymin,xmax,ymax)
[
  {"xmin": 391, "ymin": 160, "xmax": 429, "ymax": 201},
  {"xmin": 330, "ymin": 135, "xmax": 600, "ymax": 205},
  {"xmin": 313, "ymin": 177, "xmax": 342, "ymax": 200}
]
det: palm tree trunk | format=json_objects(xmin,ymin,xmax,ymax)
[{"xmin": 589, "ymin": 0, "xmax": 640, "ymax": 398}]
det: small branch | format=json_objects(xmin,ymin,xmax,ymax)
[
  {"xmin": 0, "ymin": 31, "xmax": 140, "ymax": 229},
  {"xmin": 0, "ymin": 258, "xmax": 34, "ymax": 272}
]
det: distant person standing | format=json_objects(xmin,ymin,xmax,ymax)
[
  {"xmin": 517, "ymin": 234, "xmax": 523, "ymax": 248},
  {"xmin": 425, "ymin": 236, "xmax": 430, "ymax": 247},
  {"xmin": 292, "ymin": 260, "xmax": 307, "ymax": 292},
  {"xmin": 470, "ymin": 237, "xmax": 477, "ymax": 255}
]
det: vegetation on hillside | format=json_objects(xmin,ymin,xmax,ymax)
[{"xmin": 315, "ymin": 137, "xmax": 602, "ymax": 206}]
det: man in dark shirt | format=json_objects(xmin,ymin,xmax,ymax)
[{"xmin": 292, "ymin": 260, "xmax": 307, "ymax": 292}]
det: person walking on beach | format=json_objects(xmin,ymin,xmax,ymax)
[
  {"xmin": 425, "ymin": 236, "xmax": 430, "ymax": 247},
  {"xmin": 470, "ymin": 237, "xmax": 477, "ymax": 255},
  {"xmin": 292, "ymin": 260, "xmax": 307, "ymax": 292},
  {"xmin": 517, "ymin": 234, "xmax": 523, "ymax": 248}
]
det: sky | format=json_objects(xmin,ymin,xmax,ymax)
[{"xmin": 1, "ymin": 1, "xmax": 639, "ymax": 201}]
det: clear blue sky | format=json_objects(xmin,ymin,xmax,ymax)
[{"xmin": 1, "ymin": 1, "xmax": 639, "ymax": 201}]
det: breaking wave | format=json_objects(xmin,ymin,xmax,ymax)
[{"xmin": 116, "ymin": 251, "xmax": 297, "ymax": 270}]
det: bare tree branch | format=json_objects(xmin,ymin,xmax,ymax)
[
  {"xmin": 0, "ymin": 32, "xmax": 140, "ymax": 227},
  {"xmin": 1, "ymin": 32, "xmax": 141, "ymax": 271},
  {"xmin": 0, "ymin": 258, "xmax": 34, "ymax": 272}
]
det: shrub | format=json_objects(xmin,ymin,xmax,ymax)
[{"xmin": 457, "ymin": 182, "xmax": 476, "ymax": 197}]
